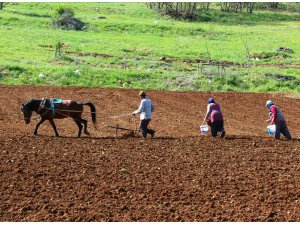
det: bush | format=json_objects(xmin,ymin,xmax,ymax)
[
  {"xmin": 251, "ymin": 51, "xmax": 290, "ymax": 60},
  {"xmin": 56, "ymin": 6, "xmax": 74, "ymax": 17},
  {"xmin": 197, "ymin": 12, "xmax": 212, "ymax": 22},
  {"xmin": 52, "ymin": 7, "xmax": 85, "ymax": 31}
]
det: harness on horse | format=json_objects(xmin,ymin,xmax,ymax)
[
  {"xmin": 38, "ymin": 98, "xmax": 62, "ymax": 116},
  {"xmin": 50, "ymin": 98, "xmax": 62, "ymax": 114},
  {"xmin": 37, "ymin": 98, "xmax": 47, "ymax": 113}
]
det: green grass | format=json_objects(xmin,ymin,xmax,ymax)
[{"xmin": 0, "ymin": 2, "xmax": 299, "ymax": 93}]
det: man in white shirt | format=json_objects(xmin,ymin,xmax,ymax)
[{"xmin": 132, "ymin": 91, "xmax": 155, "ymax": 140}]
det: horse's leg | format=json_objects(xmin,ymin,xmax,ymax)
[
  {"xmin": 49, "ymin": 119, "xmax": 59, "ymax": 137},
  {"xmin": 73, "ymin": 119, "xmax": 83, "ymax": 137},
  {"xmin": 81, "ymin": 119, "xmax": 90, "ymax": 135},
  {"xmin": 34, "ymin": 118, "xmax": 46, "ymax": 136}
]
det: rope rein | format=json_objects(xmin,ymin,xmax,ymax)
[
  {"xmin": 19, "ymin": 108, "xmax": 133, "ymax": 121},
  {"xmin": 30, "ymin": 109, "xmax": 50, "ymax": 120},
  {"xmin": 30, "ymin": 107, "xmax": 132, "ymax": 120},
  {"xmin": 39, "ymin": 110, "xmax": 139, "ymax": 133},
  {"xmin": 41, "ymin": 106, "xmax": 132, "ymax": 119},
  {"xmin": 43, "ymin": 107, "xmax": 90, "ymax": 113}
]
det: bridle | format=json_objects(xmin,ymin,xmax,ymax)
[
  {"xmin": 21, "ymin": 104, "xmax": 32, "ymax": 121},
  {"xmin": 22, "ymin": 100, "xmax": 51, "ymax": 121}
]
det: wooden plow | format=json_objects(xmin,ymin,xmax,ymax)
[{"xmin": 107, "ymin": 124, "xmax": 139, "ymax": 139}]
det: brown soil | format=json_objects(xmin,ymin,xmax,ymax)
[{"xmin": 0, "ymin": 85, "xmax": 299, "ymax": 222}]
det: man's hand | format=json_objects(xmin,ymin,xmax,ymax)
[{"xmin": 265, "ymin": 118, "xmax": 271, "ymax": 123}]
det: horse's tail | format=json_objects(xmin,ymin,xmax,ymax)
[{"xmin": 83, "ymin": 102, "xmax": 97, "ymax": 129}]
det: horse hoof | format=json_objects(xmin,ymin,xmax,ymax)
[{"xmin": 84, "ymin": 131, "xmax": 91, "ymax": 136}]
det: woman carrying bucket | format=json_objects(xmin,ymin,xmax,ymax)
[
  {"xmin": 265, "ymin": 100, "xmax": 292, "ymax": 140},
  {"xmin": 202, "ymin": 97, "xmax": 225, "ymax": 138}
]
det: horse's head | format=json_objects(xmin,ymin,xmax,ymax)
[{"xmin": 21, "ymin": 102, "xmax": 32, "ymax": 124}]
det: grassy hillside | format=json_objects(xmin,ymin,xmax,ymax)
[{"xmin": 0, "ymin": 2, "xmax": 299, "ymax": 93}]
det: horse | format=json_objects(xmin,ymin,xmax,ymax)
[{"xmin": 21, "ymin": 98, "xmax": 97, "ymax": 137}]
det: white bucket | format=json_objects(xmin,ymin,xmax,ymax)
[
  {"xmin": 267, "ymin": 124, "xmax": 276, "ymax": 135},
  {"xmin": 200, "ymin": 125, "xmax": 209, "ymax": 134}
]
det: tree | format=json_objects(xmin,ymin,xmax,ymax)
[
  {"xmin": 245, "ymin": 3, "xmax": 255, "ymax": 14},
  {"xmin": 220, "ymin": 2, "xmax": 255, "ymax": 14},
  {"xmin": 146, "ymin": 2, "xmax": 204, "ymax": 20},
  {"xmin": 265, "ymin": 2, "xmax": 279, "ymax": 10},
  {"xmin": 239, "ymin": 27, "xmax": 251, "ymax": 74},
  {"xmin": 0, "ymin": 2, "xmax": 5, "ymax": 10}
]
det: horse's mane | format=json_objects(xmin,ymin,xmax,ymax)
[{"xmin": 24, "ymin": 99, "xmax": 41, "ymax": 110}]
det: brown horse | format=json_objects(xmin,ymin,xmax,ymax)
[{"xmin": 21, "ymin": 98, "xmax": 97, "ymax": 137}]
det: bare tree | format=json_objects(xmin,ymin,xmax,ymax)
[
  {"xmin": 204, "ymin": 25, "xmax": 215, "ymax": 63},
  {"xmin": 266, "ymin": 2, "xmax": 279, "ymax": 10},
  {"xmin": 246, "ymin": 3, "xmax": 255, "ymax": 14},
  {"xmin": 147, "ymin": 2, "xmax": 258, "ymax": 19},
  {"xmin": 239, "ymin": 27, "xmax": 251, "ymax": 74},
  {"xmin": 206, "ymin": 3, "xmax": 210, "ymax": 11},
  {"xmin": 220, "ymin": 2, "xmax": 255, "ymax": 14},
  {"xmin": 146, "ymin": 2, "xmax": 202, "ymax": 20},
  {"xmin": 146, "ymin": 2, "xmax": 153, "ymax": 9},
  {"xmin": 0, "ymin": 2, "xmax": 5, "ymax": 10}
]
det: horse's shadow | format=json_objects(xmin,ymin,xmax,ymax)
[
  {"xmin": 32, "ymin": 134, "xmax": 115, "ymax": 140},
  {"xmin": 31, "ymin": 134, "xmax": 179, "ymax": 140},
  {"xmin": 223, "ymin": 136, "xmax": 255, "ymax": 140}
]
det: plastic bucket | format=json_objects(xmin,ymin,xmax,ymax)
[
  {"xmin": 200, "ymin": 125, "xmax": 209, "ymax": 134},
  {"xmin": 267, "ymin": 124, "xmax": 276, "ymax": 135}
]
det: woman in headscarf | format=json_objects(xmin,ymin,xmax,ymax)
[
  {"xmin": 266, "ymin": 100, "xmax": 292, "ymax": 140},
  {"xmin": 204, "ymin": 97, "xmax": 225, "ymax": 138}
]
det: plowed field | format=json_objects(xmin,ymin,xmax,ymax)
[{"xmin": 0, "ymin": 85, "xmax": 299, "ymax": 221}]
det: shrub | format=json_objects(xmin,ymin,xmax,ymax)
[
  {"xmin": 251, "ymin": 51, "xmax": 290, "ymax": 60},
  {"xmin": 52, "ymin": 7, "xmax": 85, "ymax": 31},
  {"xmin": 56, "ymin": 6, "xmax": 74, "ymax": 17}
]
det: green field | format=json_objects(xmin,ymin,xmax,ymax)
[{"xmin": 0, "ymin": 3, "xmax": 299, "ymax": 93}]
